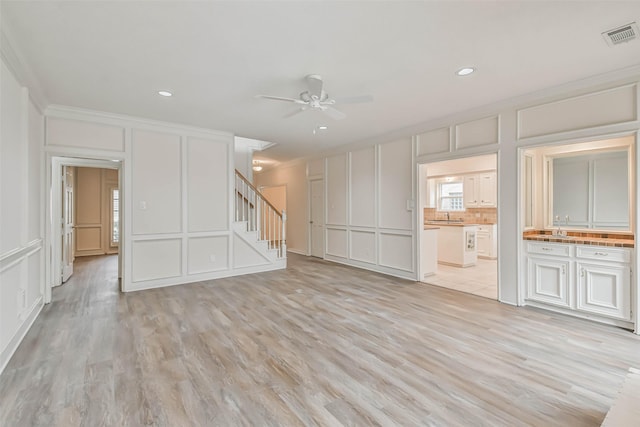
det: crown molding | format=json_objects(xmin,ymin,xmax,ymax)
[{"xmin": 45, "ymin": 104, "xmax": 234, "ymax": 139}]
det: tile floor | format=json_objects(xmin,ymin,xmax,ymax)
[{"xmin": 422, "ymin": 258, "xmax": 498, "ymax": 299}]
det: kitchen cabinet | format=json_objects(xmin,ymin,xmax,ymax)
[
  {"xmin": 524, "ymin": 241, "xmax": 632, "ymax": 323},
  {"xmin": 477, "ymin": 224, "xmax": 497, "ymax": 259},
  {"xmin": 435, "ymin": 224, "xmax": 477, "ymax": 267},
  {"xmin": 464, "ymin": 172, "xmax": 496, "ymax": 208}
]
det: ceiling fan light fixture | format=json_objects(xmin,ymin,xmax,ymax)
[
  {"xmin": 252, "ymin": 160, "xmax": 263, "ymax": 172},
  {"xmin": 456, "ymin": 67, "xmax": 475, "ymax": 76}
]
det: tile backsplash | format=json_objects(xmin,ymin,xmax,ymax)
[{"xmin": 424, "ymin": 207, "xmax": 497, "ymax": 224}]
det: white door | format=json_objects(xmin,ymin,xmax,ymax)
[
  {"xmin": 310, "ymin": 179, "xmax": 324, "ymax": 258},
  {"xmin": 61, "ymin": 166, "xmax": 74, "ymax": 283}
]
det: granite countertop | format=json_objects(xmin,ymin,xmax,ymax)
[{"xmin": 523, "ymin": 234, "xmax": 634, "ymax": 248}]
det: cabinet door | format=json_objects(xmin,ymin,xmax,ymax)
[
  {"xmin": 464, "ymin": 175, "xmax": 478, "ymax": 207},
  {"xmin": 477, "ymin": 231, "xmax": 490, "ymax": 258},
  {"xmin": 478, "ymin": 173, "xmax": 496, "ymax": 207},
  {"xmin": 527, "ymin": 257, "xmax": 571, "ymax": 308},
  {"xmin": 576, "ymin": 262, "xmax": 631, "ymax": 320}
]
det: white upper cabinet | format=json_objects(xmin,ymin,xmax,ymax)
[{"xmin": 464, "ymin": 172, "xmax": 496, "ymax": 208}]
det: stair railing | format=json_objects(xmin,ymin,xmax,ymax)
[{"xmin": 235, "ymin": 169, "xmax": 286, "ymax": 258}]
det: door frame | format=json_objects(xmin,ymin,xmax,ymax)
[
  {"xmin": 307, "ymin": 178, "xmax": 324, "ymax": 258},
  {"xmin": 416, "ymin": 151, "xmax": 500, "ymax": 300},
  {"xmin": 46, "ymin": 156, "xmax": 122, "ymax": 303}
]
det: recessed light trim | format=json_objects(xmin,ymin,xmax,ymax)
[
  {"xmin": 456, "ymin": 67, "xmax": 475, "ymax": 76},
  {"xmin": 318, "ymin": 125, "xmax": 328, "ymax": 130},
  {"xmin": 158, "ymin": 90, "xmax": 173, "ymax": 97}
]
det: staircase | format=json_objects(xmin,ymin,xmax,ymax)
[{"xmin": 233, "ymin": 170, "xmax": 286, "ymax": 269}]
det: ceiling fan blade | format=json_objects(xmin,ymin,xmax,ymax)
[
  {"xmin": 333, "ymin": 94, "xmax": 374, "ymax": 104},
  {"xmin": 306, "ymin": 74, "xmax": 324, "ymax": 99},
  {"xmin": 256, "ymin": 95, "xmax": 305, "ymax": 104},
  {"xmin": 283, "ymin": 106, "xmax": 307, "ymax": 119},
  {"xmin": 323, "ymin": 106, "xmax": 346, "ymax": 120}
]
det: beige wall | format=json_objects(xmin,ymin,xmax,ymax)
[
  {"xmin": 75, "ymin": 167, "xmax": 119, "ymax": 257},
  {"xmin": 255, "ymin": 161, "xmax": 308, "ymax": 255}
]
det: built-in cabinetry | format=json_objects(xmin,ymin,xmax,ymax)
[
  {"xmin": 477, "ymin": 224, "xmax": 497, "ymax": 259},
  {"xmin": 437, "ymin": 224, "xmax": 477, "ymax": 267},
  {"xmin": 525, "ymin": 241, "xmax": 632, "ymax": 324},
  {"xmin": 464, "ymin": 172, "xmax": 496, "ymax": 208}
]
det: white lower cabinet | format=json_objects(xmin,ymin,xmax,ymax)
[
  {"xmin": 477, "ymin": 224, "xmax": 497, "ymax": 259},
  {"xmin": 525, "ymin": 242, "xmax": 632, "ymax": 323},
  {"xmin": 577, "ymin": 262, "xmax": 631, "ymax": 320},
  {"xmin": 527, "ymin": 256, "xmax": 571, "ymax": 308}
]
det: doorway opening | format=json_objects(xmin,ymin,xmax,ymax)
[
  {"xmin": 47, "ymin": 157, "xmax": 122, "ymax": 303},
  {"xmin": 418, "ymin": 153, "xmax": 499, "ymax": 299}
]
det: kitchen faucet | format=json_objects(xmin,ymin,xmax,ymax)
[{"xmin": 446, "ymin": 212, "xmax": 450, "ymax": 222}]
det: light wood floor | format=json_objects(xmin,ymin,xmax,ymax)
[{"xmin": 1, "ymin": 254, "xmax": 640, "ymax": 426}]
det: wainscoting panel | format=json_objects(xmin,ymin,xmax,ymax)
[
  {"xmin": 517, "ymin": 84, "xmax": 637, "ymax": 139},
  {"xmin": 378, "ymin": 138, "xmax": 413, "ymax": 231},
  {"xmin": 416, "ymin": 127, "xmax": 450, "ymax": 156},
  {"xmin": 326, "ymin": 227, "xmax": 348, "ymax": 259},
  {"xmin": 349, "ymin": 230, "xmax": 376, "ymax": 264},
  {"xmin": 326, "ymin": 153, "xmax": 348, "ymax": 226},
  {"xmin": 187, "ymin": 137, "xmax": 228, "ymax": 232},
  {"xmin": 131, "ymin": 130, "xmax": 182, "ymax": 235},
  {"xmin": 378, "ymin": 232, "xmax": 413, "ymax": 272},
  {"xmin": 132, "ymin": 239, "xmax": 182, "ymax": 282},
  {"xmin": 188, "ymin": 236, "xmax": 229, "ymax": 274},
  {"xmin": 455, "ymin": 115, "xmax": 500, "ymax": 149},
  {"xmin": 349, "ymin": 147, "xmax": 376, "ymax": 228},
  {"xmin": 46, "ymin": 117, "xmax": 125, "ymax": 151}
]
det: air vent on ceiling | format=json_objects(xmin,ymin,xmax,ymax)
[{"xmin": 602, "ymin": 22, "xmax": 638, "ymax": 47}]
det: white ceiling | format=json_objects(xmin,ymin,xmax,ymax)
[{"xmin": 3, "ymin": 1, "xmax": 640, "ymax": 164}]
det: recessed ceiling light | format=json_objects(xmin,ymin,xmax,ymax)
[
  {"xmin": 318, "ymin": 125, "xmax": 328, "ymax": 130},
  {"xmin": 456, "ymin": 67, "xmax": 475, "ymax": 76},
  {"xmin": 158, "ymin": 90, "xmax": 173, "ymax": 97}
]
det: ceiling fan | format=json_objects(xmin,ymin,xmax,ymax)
[{"xmin": 256, "ymin": 74, "xmax": 373, "ymax": 120}]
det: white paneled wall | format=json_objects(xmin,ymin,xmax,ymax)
[
  {"xmin": 378, "ymin": 139, "xmax": 413, "ymax": 231},
  {"xmin": 349, "ymin": 147, "xmax": 375, "ymax": 227},
  {"xmin": 326, "ymin": 154, "xmax": 348, "ymax": 225},
  {"xmin": 43, "ymin": 107, "xmax": 279, "ymax": 295},
  {"xmin": 132, "ymin": 130, "xmax": 182, "ymax": 235},
  {"xmin": 324, "ymin": 137, "xmax": 415, "ymax": 279},
  {"xmin": 0, "ymin": 57, "xmax": 44, "ymax": 373},
  {"xmin": 187, "ymin": 137, "xmax": 228, "ymax": 232}
]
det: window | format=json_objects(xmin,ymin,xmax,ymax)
[
  {"xmin": 111, "ymin": 188, "xmax": 119, "ymax": 245},
  {"xmin": 438, "ymin": 180, "xmax": 464, "ymax": 211}
]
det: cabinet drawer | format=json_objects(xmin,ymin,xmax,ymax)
[
  {"xmin": 576, "ymin": 246, "xmax": 631, "ymax": 263},
  {"xmin": 527, "ymin": 242, "xmax": 571, "ymax": 257}
]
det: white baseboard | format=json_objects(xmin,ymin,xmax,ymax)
[
  {"xmin": 286, "ymin": 248, "xmax": 308, "ymax": 256},
  {"xmin": 0, "ymin": 296, "xmax": 44, "ymax": 375}
]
